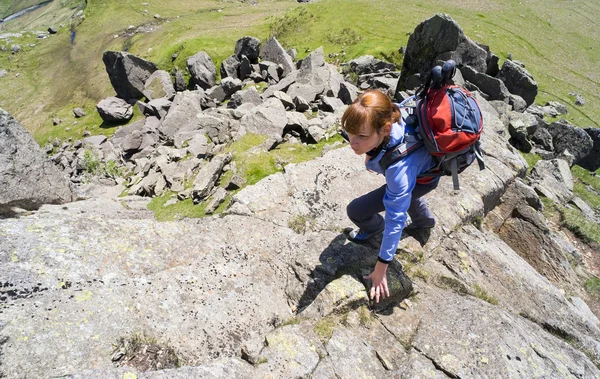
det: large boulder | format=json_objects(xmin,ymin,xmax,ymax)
[
  {"xmin": 102, "ymin": 51, "xmax": 158, "ymax": 99},
  {"xmin": 287, "ymin": 47, "xmax": 344, "ymax": 102},
  {"xmin": 143, "ymin": 70, "xmax": 176, "ymax": 101},
  {"xmin": 259, "ymin": 36, "xmax": 295, "ymax": 78},
  {"xmin": 543, "ymin": 119, "xmax": 594, "ymax": 163},
  {"xmin": 0, "ymin": 108, "xmax": 73, "ymax": 213},
  {"xmin": 96, "ymin": 97, "xmax": 134, "ymax": 122},
  {"xmin": 186, "ymin": 51, "xmax": 217, "ymax": 90},
  {"xmin": 497, "ymin": 60, "xmax": 538, "ymax": 106},
  {"xmin": 158, "ymin": 91, "xmax": 203, "ymax": 140},
  {"xmin": 234, "ymin": 36, "xmax": 261, "ymax": 64},
  {"xmin": 577, "ymin": 127, "xmax": 600, "ymax": 171},
  {"xmin": 240, "ymin": 97, "xmax": 288, "ymax": 136},
  {"xmin": 396, "ymin": 13, "xmax": 488, "ymax": 97}
]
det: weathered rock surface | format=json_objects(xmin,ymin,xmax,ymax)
[
  {"xmin": 0, "ymin": 108, "xmax": 73, "ymax": 213},
  {"xmin": 4, "ymin": 16, "xmax": 600, "ymax": 379}
]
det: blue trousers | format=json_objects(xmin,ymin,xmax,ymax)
[{"xmin": 346, "ymin": 179, "xmax": 439, "ymax": 233}]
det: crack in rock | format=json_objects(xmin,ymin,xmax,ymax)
[{"xmin": 413, "ymin": 346, "xmax": 461, "ymax": 379}]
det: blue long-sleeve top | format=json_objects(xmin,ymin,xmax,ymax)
[{"xmin": 365, "ymin": 112, "xmax": 436, "ymax": 263}]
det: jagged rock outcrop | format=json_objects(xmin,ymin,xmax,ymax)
[
  {"xmin": 397, "ymin": 13, "xmax": 488, "ymax": 92},
  {"xmin": 0, "ymin": 108, "xmax": 73, "ymax": 213}
]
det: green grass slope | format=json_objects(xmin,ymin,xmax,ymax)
[
  {"xmin": 1, "ymin": 0, "xmax": 46, "ymax": 19},
  {"xmin": 270, "ymin": 0, "xmax": 599, "ymax": 129}
]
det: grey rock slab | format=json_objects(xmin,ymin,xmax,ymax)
[
  {"xmin": 461, "ymin": 64, "xmax": 510, "ymax": 102},
  {"xmin": 197, "ymin": 112, "xmax": 235, "ymax": 145},
  {"xmin": 0, "ymin": 200, "xmax": 300, "ymax": 378},
  {"xmin": 380, "ymin": 286, "xmax": 600, "ymax": 378},
  {"xmin": 148, "ymin": 97, "xmax": 172, "ymax": 119},
  {"xmin": 103, "ymin": 51, "xmax": 158, "ymax": 99},
  {"xmin": 529, "ymin": 159, "xmax": 573, "ymax": 204},
  {"xmin": 96, "ymin": 96, "xmax": 134, "ymax": 122},
  {"xmin": 320, "ymin": 96, "xmax": 345, "ymax": 113},
  {"xmin": 338, "ymin": 81, "xmax": 360, "ymax": 105},
  {"xmin": 228, "ymin": 86, "xmax": 262, "ymax": 109},
  {"xmin": 240, "ymin": 97, "xmax": 288, "ymax": 136},
  {"xmin": 0, "ymin": 108, "xmax": 73, "ymax": 212},
  {"xmin": 191, "ymin": 154, "xmax": 231, "ymax": 200},
  {"xmin": 205, "ymin": 187, "xmax": 228, "ymax": 214},
  {"xmin": 324, "ymin": 327, "xmax": 388, "ymax": 377},
  {"xmin": 158, "ymin": 91, "xmax": 203, "ymax": 140},
  {"xmin": 261, "ymin": 70, "xmax": 298, "ymax": 99},
  {"xmin": 300, "ymin": 274, "xmax": 369, "ymax": 318},
  {"xmin": 345, "ymin": 55, "xmax": 396, "ymax": 76},
  {"xmin": 82, "ymin": 135, "xmax": 107, "ymax": 147},
  {"xmin": 253, "ymin": 322, "xmax": 324, "ymax": 378},
  {"xmin": 220, "ymin": 54, "xmax": 240, "ymax": 79},
  {"xmin": 429, "ymin": 224, "xmax": 600, "ymax": 359}
]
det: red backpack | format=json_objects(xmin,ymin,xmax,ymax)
[{"xmin": 381, "ymin": 60, "xmax": 485, "ymax": 190}]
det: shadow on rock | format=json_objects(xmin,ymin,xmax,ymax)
[{"xmin": 295, "ymin": 233, "xmax": 413, "ymax": 316}]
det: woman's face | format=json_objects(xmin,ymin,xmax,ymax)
[{"xmin": 347, "ymin": 123, "xmax": 390, "ymax": 155}]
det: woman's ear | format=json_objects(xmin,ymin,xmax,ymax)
[{"xmin": 382, "ymin": 122, "xmax": 392, "ymax": 136}]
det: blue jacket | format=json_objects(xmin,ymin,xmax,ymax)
[{"xmin": 365, "ymin": 114, "xmax": 436, "ymax": 263}]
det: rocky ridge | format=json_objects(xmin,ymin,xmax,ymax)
[{"xmin": 1, "ymin": 13, "xmax": 600, "ymax": 378}]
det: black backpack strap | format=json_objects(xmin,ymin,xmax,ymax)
[{"xmin": 380, "ymin": 138, "xmax": 424, "ymax": 170}]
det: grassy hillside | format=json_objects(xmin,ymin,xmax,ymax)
[
  {"xmin": 0, "ymin": 0, "xmax": 45, "ymax": 18},
  {"xmin": 0, "ymin": 0, "xmax": 598, "ymax": 142}
]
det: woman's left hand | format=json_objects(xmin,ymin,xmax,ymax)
[{"xmin": 364, "ymin": 261, "xmax": 389, "ymax": 303}]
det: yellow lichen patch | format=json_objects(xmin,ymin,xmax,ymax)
[
  {"xmin": 480, "ymin": 356, "xmax": 489, "ymax": 364},
  {"xmin": 440, "ymin": 354, "xmax": 459, "ymax": 367},
  {"xmin": 75, "ymin": 290, "xmax": 93, "ymax": 302},
  {"xmin": 266, "ymin": 332, "xmax": 298, "ymax": 359},
  {"xmin": 123, "ymin": 372, "xmax": 137, "ymax": 379},
  {"xmin": 10, "ymin": 252, "xmax": 19, "ymax": 262}
]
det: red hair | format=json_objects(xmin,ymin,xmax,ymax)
[{"xmin": 341, "ymin": 90, "xmax": 400, "ymax": 134}]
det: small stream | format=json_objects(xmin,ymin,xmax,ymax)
[{"xmin": 0, "ymin": 0, "xmax": 54, "ymax": 24}]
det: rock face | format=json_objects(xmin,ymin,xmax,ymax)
[
  {"xmin": 0, "ymin": 108, "xmax": 73, "ymax": 213},
  {"xmin": 103, "ymin": 51, "xmax": 158, "ymax": 99},
  {"xmin": 3, "ymin": 99, "xmax": 600, "ymax": 377}
]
